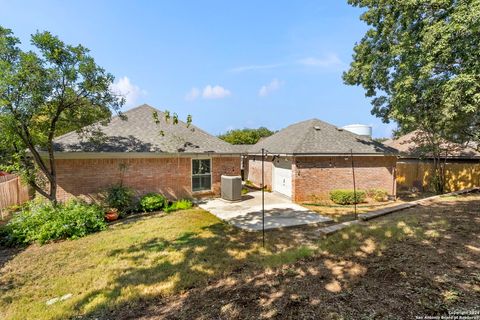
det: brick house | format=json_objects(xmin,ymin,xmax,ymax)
[
  {"xmin": 45, "ymin": 104, "xmax": 241, "ymax": 201},
  {"xmin": 245, "ymin": 119, "xmax": 398, "ymax": 202}
]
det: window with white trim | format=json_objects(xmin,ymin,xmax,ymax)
[{"xmin": 192, "ymin": 159, "xmax": 211, "ymax": 192}]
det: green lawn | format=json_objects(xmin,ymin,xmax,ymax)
[
  {"xmin": 0, "ymin": 209, "xmax": 312, "ymax": 320},
  {"xmin": 1, "ymin": 193, "xmax": 478, "ymax": 319}
]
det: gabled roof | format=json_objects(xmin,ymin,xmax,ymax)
[
  {"xmin": 53, "ymin": 104, "xmax": 237, "ymax": 154},
  {"xmin": 383, "ymin": 130, "xmax": 480, "ymax": 159},
  {"xmin": 249, "ymin": 118, "xmax": 396, "ymax": 155}
]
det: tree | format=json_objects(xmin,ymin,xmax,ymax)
[
  {"xmin": 343, "ymin": 0, "xmax": 480, "ymax": 193},
  {"xmin": 0, "ymin": 26, "xmax": 124, "ymax": 203},
  {"xmin": 218, "ymin": 127, "xmax": 275, "ymax": 145}
]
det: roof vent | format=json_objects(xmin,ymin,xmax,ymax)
[
  {"xmin": 313, "ymin": 126, "xmax": 321, "ymax": 131},
  {"xmin": 337, "ymin": 128, "xmax": 344, "ymax": 131}
]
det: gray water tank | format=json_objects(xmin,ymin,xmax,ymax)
[{"xmin": 221, "ymin": 175, "xmax": 242, "ymax": 201}]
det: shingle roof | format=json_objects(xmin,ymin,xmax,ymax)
[
  {"xmin": 383, "ymin": 130, "xmax": 480, "ymax": 159},
  {"xmin": 249, "ymin": 119, "xmax": 397, "ymax": 155},
  {"xmin": 228, "ymin": 144, "xmax": 254, "ymax": 154},
  {"xmin": 52, "ymin": 104, "xmax": 238, "ymax": 154}
]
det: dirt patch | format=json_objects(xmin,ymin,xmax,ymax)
[{"xmin": 103, "ymin": 193, "xmax": 480, "ymax": 320}]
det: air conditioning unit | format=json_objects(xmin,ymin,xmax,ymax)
[{"xmin": 221, "ymin": 175, "xmax": 242, "ymax": 201}]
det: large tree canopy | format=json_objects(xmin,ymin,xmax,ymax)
[
  {"xmin": 218, "ymin": 127, "xmax": 275, "ymax": 145},
  {"xmin": 0, "ymin": 26, "xmax": 123, "ymax": 202},
  {"xmin": 344, "ymin": 0, "xmax": 480, "ymax": 141},
  {"xmin": 343, "ymin": 0, "xmax": 480, "ymax": 192}
]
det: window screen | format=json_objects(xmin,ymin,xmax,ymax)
[{"xmin": 192, "ymin": 159, "xmax": 211, "ymax": 191}]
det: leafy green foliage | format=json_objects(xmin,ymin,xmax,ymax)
[
  {"xmin": 344, "ymin": 1, "xmax": 480, "ymax": 138},
  {"xmin": 152, "ymin": 110, "xmax": 192, "ymax": 137},
  {"xmin": 366, "ymin": 188, "xmax": 388, "ymax": 202},
  {"xmin": 0, "ymin": 26, "xmax": 124, "ymax": 202},
  {"xmin": 139, "ymin": 193, "xmax": 166, "ymax": 212},
  {"xmin": 329, "ymin": 189, "xmax": 366, "ymax": 205},
  {"xmin": 344, "ymin": 1, "xmax": 480, "ymax": 193},
  {"xmin": 218, "ymin": 127, "xmax": 275, "ymax": 145},
  {"xmin": 163, "ymin": 199, "xmax": 193, "ymax": 213},
  {"xmin": 106, "ymin": 185, "xmax": 135, "ymax": 213},
  {"xmin": 0, "ymin": 200, "xmax": 106, "ymax": 246}
]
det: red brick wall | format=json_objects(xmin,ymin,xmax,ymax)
[
  {"xmin": 212, "ymin": 157, "xmax": 241, "ymax": 195},
  {"xmin": 292, "ymin": 156, "xmax": 397, "ymax": 202},
  {"xmin": 246, "ymin": 157, "xmax": 273, "ymax": 189},
  {"xmin": 54, "ymin": 156, "xmax": 240, "ymax": 202}
]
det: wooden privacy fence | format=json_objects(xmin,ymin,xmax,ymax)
[
  {"xmin": 396, "ymin": 160, "xmax": 480, "ymax": 192},
  {"xmin": 0, "ymin": 174, "xmax": 30, "ymax": 219}
]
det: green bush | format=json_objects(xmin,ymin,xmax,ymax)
[
  {"xmin": 329, "ymin": 189, "xmax": 366, "ymax": 205},
  {"xmin": 366, "ymin": 188, "xmax": 389, "ymax": 202},
  {"xmin": 139, "ymin": 193, "xmax": 166, "ymax": 212},
  {"xmin": 106, "ymin": 185, "xmax": 135, "ymax": 213},
  {"xmin": 0, "ymin": 200, "xmax": 107, "ymax": 246},
  {"xmin": 163, "ymin": 199, "xmax": 193, "ymax": 213}
]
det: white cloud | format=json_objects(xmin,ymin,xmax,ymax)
[
  {"xmin": 259, "ymin": 78, "xmax": 284, "ymax": 97},
  {"xmin": 110, "ymin": 76, "xmax": 146, "ymax": 107},
  {"xmin": 202, "ymin": 85, "xmax": 231, "ymax": 99},
  {"xmin": 185, "ymin": 87, "xmax": 200, "ymax": 101},
  {"xmin": 297, "ymin": 54, "xmax": 344, "ymax": 68},
  {"xmin": 229, "ymin": 63, "xmax": 283, "ymax": 73}
]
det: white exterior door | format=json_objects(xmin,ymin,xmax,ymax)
[{"xmin": 273, "ymin": 158, "xmax": 292, "ymax": 198}]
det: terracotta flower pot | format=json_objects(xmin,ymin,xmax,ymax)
[{"xmin": 105, "ymin": 209, "xmax": 119, "ymax": 222}]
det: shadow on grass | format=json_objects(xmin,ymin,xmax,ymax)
[
  {"xmin": 139, "ymin": 198, "xmax": 479, "ymax": 320},
  {"xmin": 67, "ymin": 222, "xmax": 264, "ymax": 319},
  {"xmin": 0, "ymin": 246, "xmax": 24, "ymax": 271},
  {"xmin": 72, "ymin": 196, "xmax": 480, "ymax": 319}
]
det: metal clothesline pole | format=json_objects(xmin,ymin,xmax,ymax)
[
  {"xmin": 350, "ymin": 149, "xmax": 357, "ymax": 220},
  {"xmin": 261, "ymin": 148, "xmax": 265, "ymax": 248}
]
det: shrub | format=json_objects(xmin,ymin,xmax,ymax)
[
  {"xmin": 139, "ymin": 193, "xmax": 166, "ymax": 212},
  {"xmin": 366, "ymin": 188, "xmax": 389, "ymax": 202},
  {"xmin": 163, "ymin": 199, "xmax": 193, "ymax": 213},
  {"xmin": 173, "ymin": 199, "xmax": 193, "ymax": 210},
  {"xmin": 329, "ymin": 189, "xmax": 366, "ymax": 205},
  {"xmin": 0, "ymin": 200, "xmax": 107, "ymax": 246},
  {"xmin": 106, "ymin": 185, "xmax": 135, "ymax": 213}
]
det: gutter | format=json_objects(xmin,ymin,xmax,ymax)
[
  {"xmin": 246, "ymin": 152, "xmax": 398, "ymax": 157},
  {"xmin": 37, "ymin": 151, "xmax": 243, "ymax": 160}
]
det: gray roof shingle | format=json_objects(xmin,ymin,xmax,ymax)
[
  {"xmin": 53, "ymin": 104, "xmax": 238, "ymax": 154},
  {"xmin": 249, "ymin": 119, "xmax": 397, "ymax": 155},
  {"xmin": 383, "ymin": 130, "xmax": 480, "ymax": 159}
]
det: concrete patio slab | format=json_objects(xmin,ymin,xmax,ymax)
[{"xmin": 199, "ymin": 191, "xmax": 333, "ymax": 231}]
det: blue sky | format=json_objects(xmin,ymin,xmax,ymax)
[{"xmin": 1, "ymin": 0, "xmax": 396, "ymax": 138}]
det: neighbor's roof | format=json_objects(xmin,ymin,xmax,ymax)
[
  {"xmin": 249, "ymin": 119, "xmax": 397, "ymax": 155},
  {"xmin": 52, "ymin": 104, "xmax": 238, "ymax": 154},
  {"xmin": 228, "ymin": 144, "xmax": 254, "ymax": 154},
  {"xmin": 383, "ymin": 130, "xmax": 480, "ymax": 159}
]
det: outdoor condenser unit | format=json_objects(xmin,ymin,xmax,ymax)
[{"xmin": 221, "ymin": 175, "xmax": 242, "ymax": 201}]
